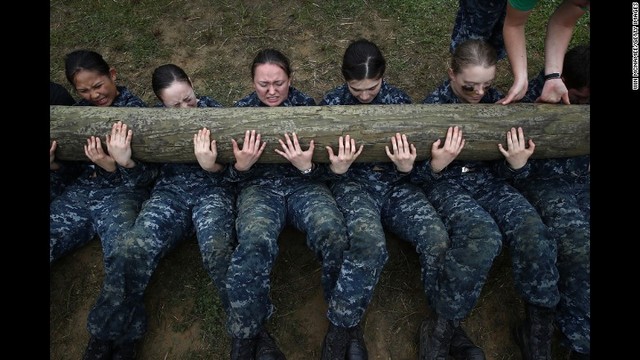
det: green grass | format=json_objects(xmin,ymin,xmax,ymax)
[
  {"xmin": 49, "ymin": 2, "xmax": 589, "ymax": 358},
  {"xmin": 50, "ymin": 0, "xmax": 589, "ymax": 106}
]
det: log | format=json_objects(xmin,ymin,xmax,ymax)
[{"xmin": 50, "ymin": 104, "xmax": 589, "ymax": 163}]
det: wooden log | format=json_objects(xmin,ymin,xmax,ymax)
[{"xmin": 50, "ymin": 103, "xmax": 589, "ymax": 163}]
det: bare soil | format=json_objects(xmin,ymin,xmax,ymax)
[
  {"xmin": 50, "ymin": 227, "xmax": 571, "ymax": 359},
  {"xmin": 49, "ymin": 1, "xmax": 580, "ymax": 359}
]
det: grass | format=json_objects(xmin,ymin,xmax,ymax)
[
  {"xmin": 49, "ymin": 0, "xmax": 589, "ymax": 106},
  {"xmin": 49, "ymin": 1, "xmax": 589, "ymax": 358}
]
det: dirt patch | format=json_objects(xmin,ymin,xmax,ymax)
[{"xmin": 50, "ymin": 227, "xmax": 572, "ymax": 359}]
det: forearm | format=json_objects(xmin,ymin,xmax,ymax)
[{"xmin": 544, "ymin": 1, "xmax": 585, "ymax": 74}]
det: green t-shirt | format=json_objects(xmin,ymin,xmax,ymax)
[{"xmin": 509, "ymin": 0, "xmax": 538, "ymax": 11}]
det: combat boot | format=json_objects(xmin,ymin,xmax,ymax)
[
  {"xmin": 346, "ymin": 324, "xmax": 368, "ymax": 360},
  {"xmin": 230, "ymin": 336, "xmax": 257, "ymax": 360},
  {"xmin": 418, "ymin": 315, "xmax": 456, "ymax": 360},
  {"xmin": 514, "ymin": 304, "xmax": 555, "ymax": 360},
  {"xmin": 449, "ymin": 326, "xmax": 485, "ymax": 360},
  {"xmin": 321, "ymin": 323, "xmax": 349, "ymax": 360},
  {"xmin": 255, "ymin": 328, "xmax": 286, "ymax": 360}
]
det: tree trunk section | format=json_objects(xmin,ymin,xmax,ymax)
[{"xmin": 50, "ymin": 104, "xmax": 590, "ymax": 163}]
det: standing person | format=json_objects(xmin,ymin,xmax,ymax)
[
  {"xmin": 225, "ymin": 48, "xmax": 350, "ymax": 360},
  {"xmin": 514, "ymin": 46, "xmax": 590, "ymax": 359},
  {"xmin": 89, "ymin": 63, "xmax": 237, "ymax": 359},
  {"xmin": 414, "ymin": 38, "xmax": 560, "ymax": 360},
  {"xmin": 50, "ymin": 81, "xmax": 81, "ymax": 201},
  {"xmin": 499, "ymin": 0, "xmax": 590, "ymax": 104},
  {"xmin": 449, "ymin": 0, "xmax": 508, "ymax": 61},
  {"xmin": 49, "ymin": 49, "xmax": 154, "ymax": 359},
  {"xmin": 317, "ymin": 38, "xmax": 451, "ymax": 360}
]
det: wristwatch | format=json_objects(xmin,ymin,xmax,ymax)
[
  {"xmin": 543, "ymin": 72, "xmax": 561, "ymax": 81},
  {"xmin": 300, "ymin": 164, "xmax": 314, "ymax": 175}
]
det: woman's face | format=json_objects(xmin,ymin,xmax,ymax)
[
  {"xmin": 346, "ymin": 77, "xmax": 382, "ymax": 104},
  {"xmin": 73, "ymin": 68, "xmax": 119, "ymax": 107},
  {"xmin": 253, "ymin": 63, "xmax": 291, "ymax": 107},
  {"xmin": 448, "ymin": 64, "xmax": 495, "ymax": 104},
  {"xmin": 159, "ymin": 80, "xmax": 198, "ymax": 108}
]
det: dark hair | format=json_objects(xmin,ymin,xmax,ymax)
[
  {"xmin": 251, "ymin": 49, "xmax": 291, "ymax": 80},
  {"xmin": 64, "ymin": 49, "xmax": 111, "ymax": 86},
  {"xmin": 450, "ymin": 39, "xmax": 497, "ymax": 74},
  {"xmin": 562, "ymin": 44, "xmax": 590, "ymax": 90},
  {"xmin": 341, "ymin": 39, "xmax": 386, "ymax": 81},
  {"xmin": 152, "ymin": 64, "xmax": 191, "ymax": 100}
]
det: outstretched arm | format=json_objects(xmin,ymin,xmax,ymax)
[
  {"xmin": 538, "ymin": 0, "xmax": 589, "ymax": 104},
  {"xmin": 499, "ymin": 3, "xmax": 532, "ymax": 105}
]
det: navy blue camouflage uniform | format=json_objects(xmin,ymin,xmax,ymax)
[
  {"xmin": 317, "ymin": 84, "xmax": 450, "ymax": 327},
  {"xmin": 225, "ymin": 89, "xmax": 350, "ymax": 339},
  {"xmin": 319, "ymin": 79, "xmax": 412, "ymax": 105},
  {"xmin": 49, "ymin": 86, "xmax": 159, "ymax": 342},
  {"xmin": 450, "ymin": 0, "xmax": 508, "ymax": 60},
  {"xmin": 233, "ymin": 86, "xmax": 315, "ymax": 107},
  {"xmin": 50, "ymin": 85, "xmax": 150, "ymax": 262},
  {"xmin": 153, "ymin": 95, "xmax": 223, "ymax": 108},
  {"xmin": 414, "ymin": 83, "xmax": 560, "ymax": 319},
  {"xmin": 515, "ymin": 91, "xmax": 590, "ymax": 353},
  {"xmin": 96, "ymin": 96, "xmax": 237, "ymax": 345},
  {"xmin": 511, "ymin": 156, "xmax": 590, "ymax": 353},
  {"xmin": 422, "ymin": 79, "xmax": 504, "ymax": 104}
]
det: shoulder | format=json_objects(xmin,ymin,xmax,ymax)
[
  {"xmin": 287, "ymin": 86, "xmax": 316, "ymax": 106},
  {"xmin": 115, "ymin": 86, "xmax": 147, "ymax": 107},
  {"xmin": 234, "ymin": 92, "xmax": 259, "ymax": 107},
  {"xmin": 378, "ymin": 81, "xmax": 412, "ymax": 104},
  {"xmin": 320, "ymin": 84, "xmax": 350, "ymax": 105},
  {"xmin": 198, "ymin": 96, "xmax": 223, "ymax": 108},
  {"xmin": 422, "ymin": 80, "xmax": 456, "ymax": 104}
]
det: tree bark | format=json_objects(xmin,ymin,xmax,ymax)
[{"xmin": 50, "ymin": 103, "xmax": 590, "ymax": 163}]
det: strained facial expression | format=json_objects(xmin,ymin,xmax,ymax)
[
  {"xmin": 72, "ymin": 68, "xmax": 118, "ymax": 107},
  {"xmin": 449, "ymin": 65, "xmax": 495, "ymax": 104},
  {"xmin": 253, "ymin": 63, "xmax": 291, "ymax": 107},
  {"xmin": 159, "ymin": 81, "xmax": 198, "ymax": 108}
]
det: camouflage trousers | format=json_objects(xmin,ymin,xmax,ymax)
[
  {"xmin": 329, "ymin": 179, "xmax": 449, "ymax": 327},
  {"xmin": 426, "ymin": 170, "xmax": 560, "ymax": 310},
  {"xmin": 226, "ymin": 182, "xmax": 348, "ymax": 339},
  {"xmin": 50, "ymin": 184, "xmax": 148, "ymax": 264},
  {"xmin": 85, "ymin": 172, "xmax": 236, "ymax": 344},
  {"xmin": 517, "ymin": 176, "xmax": 590, "ymax": 353},
  {"xmin": 450, "ymin": 0, "xmax": 508, "ymax": 60}
]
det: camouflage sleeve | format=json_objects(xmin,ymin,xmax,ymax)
[
  {"xmin": 305, "ymin": 163, "xmax": 348, "ymax": 182},
  {"xmin": 492, "ymin": 159, "xmax": 532, "ymax": 180},
  {"xmin": 225, "ymin": 163, "xmax": 258, "ymax": 183},
  {"xmin": 118, "ymin": 161, "xmax": 160, "ymax": 188},
  {"xmin": 407, "ymin": 159, "xmax": 444, "ymax": 185}
]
